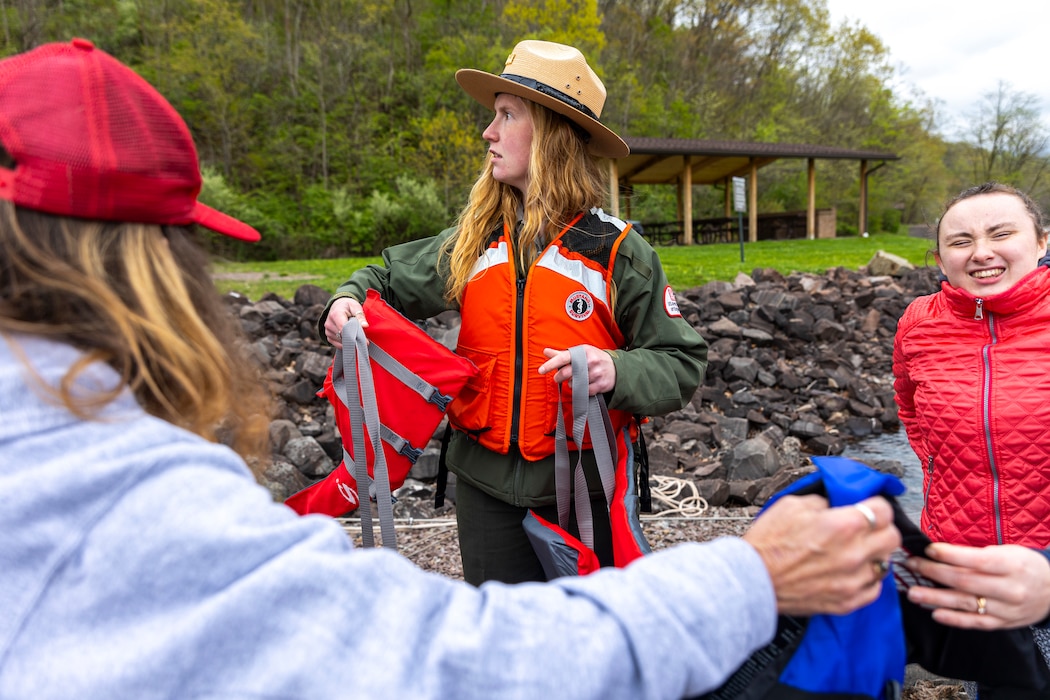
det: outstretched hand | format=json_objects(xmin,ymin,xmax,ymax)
[
  {"xmin": 743, "ymin": 494, "xmax": 900, "ymax": 616},
  {"xmin": 904, "ymin": 542, "xmax": 1050, "ymax": 630}
]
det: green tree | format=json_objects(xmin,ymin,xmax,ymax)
[
  {"xmin": 0, "ymin": 0, "xmax": 990, "ymax": 258},
  {"xmin": 503, "ymin": 0, "xmax": 606, "ymax": 52},
  {"xmin": 414, "ymin": 108, "xmax": 482, "ymax": 209},
  {"xmin": 965, "ymin": 81, "xmax": 1050, "ymax": 198}
]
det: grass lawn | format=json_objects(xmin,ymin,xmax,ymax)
[{"xmin": 212, "ymin": 232, "xmax": 935, "ymax": 302}]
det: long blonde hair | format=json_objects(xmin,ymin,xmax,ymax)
[
  {"xmin": 0, "ymin": 201, "xmax": 272, "ymax": 470},
  {"xmin": 443, "ymin": 99, "xmax": 609, "ymax": 303}
]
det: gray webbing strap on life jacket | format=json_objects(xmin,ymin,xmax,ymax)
[
  {"xmin": 368, "ymin": 342, "xmax": 455, "ymax": 411},
  {"xmin": 553, "ymin": 345, "xmax": 617, "ymax": 550},
  {"xmin": 378, "ymin": 424, "xmax": 423, "ymax": 464},
  {"xmin": 337, "ymin": 320, "xmax": 396, "ymax": 550},
  {"xmin": 331, "ymin": 376, "xmax": 424, "ymax": 467}
]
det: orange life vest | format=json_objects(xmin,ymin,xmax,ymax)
[{"xmin": 448, "ymin": 210, "xmax": 636, "ymax": 460}]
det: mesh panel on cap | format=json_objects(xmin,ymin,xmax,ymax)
[{"xmin": 98, "ymin": 46, "xmax": 200, "ymax": 223}]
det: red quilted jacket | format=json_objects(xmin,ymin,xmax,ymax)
[{"xmin": 893, "ymin": 265, "xmax": 1050, "ymax": 547}]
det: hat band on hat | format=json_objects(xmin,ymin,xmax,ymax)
[{"xmin": 499, "ymin": 73, "xmax": 599, "ymax": 121}]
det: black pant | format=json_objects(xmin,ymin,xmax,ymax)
[{"xmin": 455, "ymin": 478, "xmax": 613, "ymax": 585}]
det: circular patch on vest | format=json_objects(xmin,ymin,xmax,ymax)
[
  {"xmin": 565, "ymin": 291, "xmax": 594, "ymax": 321},
  {"xmin": 663, "ymin": 285, "xmax": 682, "ymax": 317}
]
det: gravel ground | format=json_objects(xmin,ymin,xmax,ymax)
[
  {"xmin": 340, "ymin": 504, "xmax": 755, "ymax": 580},
  {"xmin": 340, "ymin": 503, "xmax": 966, "ymax": 699}
]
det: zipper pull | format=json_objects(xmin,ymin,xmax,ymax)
[
  {"xmin": 926, "ymin": 454, "xmax": 934, "ymax": 475},
  {"xmin": 974, "ymin": 298, "xmax": 984, "ymax": 320}
]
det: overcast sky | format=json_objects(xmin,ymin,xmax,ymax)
[{"xmin": 821, "ymin": 0, "xmax": 1050, "ymax": 138}]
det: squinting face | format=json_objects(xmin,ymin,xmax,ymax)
[
  {"xmin": 935, "ymin": 192, "xmax": 1049, "ymax": 297},
  {"xmin": 482, "ymin": 93, "xmax": 533, "ymax": 193}
]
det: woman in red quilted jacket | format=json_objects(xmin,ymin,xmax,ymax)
[
  {"xmin": 893, "ymin": 182, "xmax": 1050, "ymax": 695},
  {"xmin": 894, "ymin": 182, "xmax": 1050, "ymax": 547}
]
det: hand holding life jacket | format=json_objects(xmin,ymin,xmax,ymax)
[
  {"xmin": 523, "ymin": 345, "xmax": 650, "ymax": 579},
  {"xmin": 285, "ymin": 291, "xmax": 478, "ymax": 549}
]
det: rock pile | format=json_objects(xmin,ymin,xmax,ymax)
[{"xmin": 232, "ymin": 251, "xmax": 941, "ymax": 512}]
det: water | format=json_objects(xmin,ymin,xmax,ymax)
[{"xmin": 840, "ymin": 429, "xmax": 922, "ymax": 523}]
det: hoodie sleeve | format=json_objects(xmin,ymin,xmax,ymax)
[{"xmin": 5, "ymin": 429, "xmax": 776, "ymax": 700}]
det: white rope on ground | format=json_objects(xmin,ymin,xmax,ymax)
[
  {"xmin": 338, "ymin": 517, "xmax": 458, "ymax": 533},
  {"xmin": 642, "ymin": 474, "xmax": 710, "ymax": 518},
  {"xmin": 338, "ymin": 473, "xmax": 755, "ymax": 534},
  {"xmin": 641, "ymin": 514, "xmax": 752, "ymax": 522}
]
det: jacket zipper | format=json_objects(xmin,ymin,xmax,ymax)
[
  {"xmin": 980, "ymin": 309, "xmax": 1004, "ymax": 544},
  {"xmin": 973, "ymin": 298, "xmax": 984, "ymax": 320},
  {"xmin": 509, "ymin": 276, "xmax": 526, "ymax": 447},
  {"xmin": 922, "ymin": 454, "xmax": 934, "ymax": 512}
]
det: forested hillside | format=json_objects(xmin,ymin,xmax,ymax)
[{"xmin": 1, "ymin": 0, "xmax": 1046, "ymax": 260}]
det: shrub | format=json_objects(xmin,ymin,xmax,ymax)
[
  {"xmin": 198, "ymin": 171, "xmax": 451, "ymax": 260},
  {"xmin": 367, "ymin": 176, "xmax": 451, "ymax": 254},
  {"xmin": 199, "ymin": 167, "xmax": 283, "ymax": 261},
  {"xmin": 880, "ymin": 208, "xmax": 902, "ymax": 234},
  {"xmin": 837, "ymin": 222, "xmax": 859, "ymax": 237}
]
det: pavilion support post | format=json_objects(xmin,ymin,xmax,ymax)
[
  {"xmin": 806, "ymin": 158, "xmax": 816, "ymax": 239},
  {"xmin": 724, "ymin": 177, "xmax": 731, "ymax": 218},
  {"xmin": 748, "ymin": 159, "xmax": 758, "ymax": 243},
  {"xmin": 608, "ymin": 159, "xmax": 620, "ymax": 218},
  {"xmin": 858, "ymin": 159, "xmax": 868, "ymax": 235},
  {"xmin": 682, "ymin": 155, "xmax": 694, "ymax": 244}
]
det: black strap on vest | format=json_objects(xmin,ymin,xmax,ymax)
[
  {"xmin": 635, "ymin": 415, "xmax": 652, "ymax": 513},
  {"xmin": 434, "ymin": 423, "xmax": 453, "ymax": 508}
]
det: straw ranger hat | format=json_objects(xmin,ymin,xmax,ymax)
[{"xmin": 455, "ymin": 40, "xmax": 629, "ymax": 159}]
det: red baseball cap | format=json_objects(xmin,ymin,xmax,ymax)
[{"xmin": 0, "ymin": 38, "xmax": 260, "ymax": 242}]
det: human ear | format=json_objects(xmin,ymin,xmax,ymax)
[{"xmin": 933, "ymin": 251, "xmax": 947, "ymax": 278}]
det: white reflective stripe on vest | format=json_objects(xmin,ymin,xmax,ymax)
[
  {"xmin": 535, "ymin": 244, "xmax": 608, "ymax": 307},
  {"xmin": 469, "ymin": 239, "xmax": 510, "ymax": 279}
]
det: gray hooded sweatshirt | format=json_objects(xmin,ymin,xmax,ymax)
[{"xmin": 0, "ymin": 334, "xmax": 776, "ymax": 700}]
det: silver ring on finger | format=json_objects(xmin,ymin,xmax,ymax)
[{"xmin": 852, "ymin": 502, "xmax": 878, "ymax": 531}]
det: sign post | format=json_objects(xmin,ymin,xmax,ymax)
[{"xmin": 732, "ymin": 176, "xmax": 746, "ymax": 263}]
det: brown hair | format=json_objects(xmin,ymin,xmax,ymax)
[
  {"xmin": 442, "ymin": 97, "xmax": 608, "ymax": 303},
  {"xmin": 0, "ymin": 202, "xmax": 272, "ymax": 471}
]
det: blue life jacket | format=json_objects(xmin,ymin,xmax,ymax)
[{"xmin": 696, "ymin": 456, "xmax": 907, "ymax": 700}]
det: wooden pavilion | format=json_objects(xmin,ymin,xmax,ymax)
[{"xmin": 606, "ymin": 137, "xmax": 899, "ymax": 244}]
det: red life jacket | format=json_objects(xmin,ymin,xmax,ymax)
[
  {"xmin": 448, "ymin": 210, "xmax": 636, "ymax": 460},
  {"xmin": 285, "ymin": 290, "xmax": 478, "ymax": 542}
]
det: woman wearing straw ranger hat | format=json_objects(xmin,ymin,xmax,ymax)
[{"xmin": 321, "ymin": 40, "xmax": 708, "ymax": 584}]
